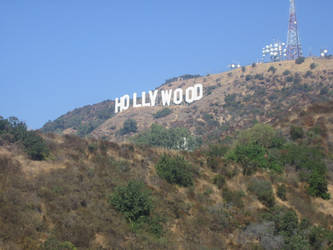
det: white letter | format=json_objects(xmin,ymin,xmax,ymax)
[
  {"xmin": 185, "ymin": 86, "xmax": 195, "ymax": 103},
  {"xmin": 194, "ymin": 84, "xmax": 203, "ymax": 100},
  {"xmin": 115, "ymin": 97, "xmax": 122, "ymax": 113},
  {"xmin": 141, "ymin": 92, "xmax": 150, "ymax": 107},
  {"xmin": 173, "ymin": 88, "xmax": 183, "ymax": 105},
  {"xmin": 133, "ymin": 93, "xmax": 141, "ymax": 108},
  {"xmin": 149, "ymin": 90, "xmax": 158, "ymax": 107},
  {"xmin": 122, "ymin": 95, "xmax": 130, "ymax": 111},
  {"xmin": 161, "ymin": 89, "xmax": 173, "ymax": 106}
]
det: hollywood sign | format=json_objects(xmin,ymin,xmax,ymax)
[{"xmin": 115, "ymin": 84, "xmax": 203, "ymax": 113}]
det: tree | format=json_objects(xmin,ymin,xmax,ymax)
[{"xmin": 109, "ymin": 181, "xmax": 153, "ymax": 222}]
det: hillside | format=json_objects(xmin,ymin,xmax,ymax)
[
  {"xmin": 41, "ymin": 57, "xmax": 333, "ymax": 147},
  {"xmin": 1, "ymin": 117, "xmax": 333, "ymax": 249}
]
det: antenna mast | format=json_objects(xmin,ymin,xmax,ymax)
[{"xmin": 286, "ymin": 0, "xmax": 303, "ymax": 60}]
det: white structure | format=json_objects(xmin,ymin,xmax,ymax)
[{"xmin": 262, "ymin": 42, "xmax": 287, "ymax": 62}]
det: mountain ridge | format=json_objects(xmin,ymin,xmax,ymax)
[{"xmin": 41, "ymin": 57, "xmax": 333, "ymax": 147}]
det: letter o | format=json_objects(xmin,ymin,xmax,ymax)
[
  {"xmin": 122, "ymin": 95, "xmax": 130, "ymax": 110},
  {"xmin": 194, "ymin": 84, "xmax": 203, "ymax": 100},
  {"xmin": 185, "ymin": 87, "xmax": 195, "ymax": 103},
  {"xmin": 173, "ymin": 88, "xmax": 183, "ymax": 105}
]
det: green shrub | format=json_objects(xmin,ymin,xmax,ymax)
[
  {"xmin": 320, "ymin": 87, "xmax": 329, "ymax": 95},
  {"xmin": 283, "ymin": 70, "xmax": 291, "ymax": 75},
  {"xmin": 155, "ymin": 154, "xmax": 193, "ymax": 187},
  {"xmin": 277, "ymin": 184, "xmax": 287, "ymax": 201},
  {"xmin": 153, "ymin": 108, "xmax": 173, "ymax": 119},
  {"xmin": 42, "ymin": 237, "xmax": 77, "ymax": 250},
  {"xmin": 286, "ymin": 76, "xmax": 294, "ymax": 82},
  {"xmin": 295, "ymin": 57, "xmax": 305, "ymax": 64},
  {"xmin": 254, "ymin": 74, "xmax": 264, "ymax": 80},
  {"xmin": 245, "ymin": 75, "xmax": 253, "ymax": 81},
  {"xmin": 305, "ymin": 70, "xmax": 313, "ymax": 78},
  {"xmin": 133, "ymin": 124, "xmax": 201, "ymax": 150},
  {"xmin": 207, "ymin": 155, "xmax": 219, "ymax": 171},
  {"xmin": 268, "ymin": 66, "xmax": 277, "ymax": 74},
  {"xmin": 227, "ymin": 124, "xmax": 285, "ymax": 175},
  {"xmin": 310, "ymin": 63, "xmax": 317, "ymax": 70},
  {"xmin": 290, "ymin": 126, "xmax": 304, "ymax": 140},
  {"xmin": 213, "ymin": 174, "xmax": 225, "ymax": 189},
  {"xmin": 248, "ymin": 178, "xmax": 275, "ymax": 207},
  {"xmin": 207, "ymin": 144, "xmax": 229, "ymax": 157},
  {"xmin": 228, "ymin": 143, "xmax": 268, "ymax": 175},
  {"xmin": 109, "ymin": 181, "xmax": 153, "ymax": 222},
  {"xmin": 307, "ymin": 169, "xmax": 330, "ymax": 200},
  {"xmin": 22, "ymin": 131, "xmax": 49, "ymax": 160},
  {"xmin": 233, "ymin": 124, "xmax": 283, "ymax": 149},
  {"xmin": 281, "ymin": 144, "xmax": 329, "ymax": 199},
  {"xmin": 119, "ymin": 119, "xmax": 137, "ymax": 135},
  {"xmin": 0, "ymin": 116, "xmax": 49, "ymax": 160},
  {"xmin": 222, "ymin": 188, "xmax": 244, "ymax": 208},
  {"xmin": 271, "ymin": 207, "xmax": 299, "ymax": 237}
]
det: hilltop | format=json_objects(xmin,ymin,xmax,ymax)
[{"xmin": 41, "ymin": 57, "xmax": 333, "ymax": 149}]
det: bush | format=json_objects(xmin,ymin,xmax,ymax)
[
  {"xmin": 254, "ymin": 74, "xmax": 264, "ymax": 80},
  {"xmin": 0, "ymin": 116, "xmax": 49, "ymax": 160},
  {"xmin": 227, "ymin": 124, "xmax": 285, "ymax": 175},
  {"xmin": 270, "ymin": 207, "xmax": 298, "ymax": 237},
  {"xmin": 233, "ymin": 124, "xmax": 283, "ymax": 149},
  {"xmin": 281, "ymin": 144, "xmax": 330, "ymax": 199},
  {"xmin": 213, "ymin": 174, "xmax": 225, "ymax": 189},
  {"xmin": 290, "ymin": 126, "xmax": 304, "ymax": 140},
  {"xmin": 248, "ymin": 178, "xmax": 275, "ymax": 207},
  {"xmin": 229, "ymin": 143, "xmax": 268, "ymax": 175},
  {"xmin": 42, "ymin": 237, "xmax": 77, "ymax": 250},
  {"xmin": 320, "ymin": 87, "xmax": 329, "ymax": 95},
  {"xmin": 307, "ymin": 169, "xmax": 330, "ymax": 199},
  {"xmin": 268, "ymin": 66, "xmax": 277, "ymax": 74},
  {"xmin": 283, "ymin": 70, "xmax": 291, "ymax": 75},
  {"xmin": 295, "ymin": 57, "xmax": 305, "ymax": 64},
  {"xmin": 286, "ymin": 76, "xmax": 294, "ymax": 82},
  {"xmin": 153, "ymin": 108, "xmax": 173, "ymax": 119},
  {"xmin": 23, "ymin": 131, "xmax": 50, "ymax": 160},
  {"xmin": 304, "ymin": 70, "xmax": 313, "ymax": 78},
  {"xmin": 109, "ymin": 181, "xmax": 153, "ymax": 222},
  {"xmin": 310, "ymin": 63, "xmax": 317, "ymax": 70},
  {"xmin": 119, "ymin": 119, "xmax": 137, "ymax": 135},
  {"xmin": 222, "ymin": 188, "xmax": 244, "ymax": 208},
  {"xmin": 133, "ymin": 124, "xmax": 201, "ymax": 150},
  {"xmin": 155, "ymin": 154, "xmax": 193, "ymax": 187},
  {"xmin": 277, "ymin": 184, "xmax": 287, "ymax": 201},
  {"xmin": 245, "ymin": 75, "xmax": 253, "ymax": 81}
]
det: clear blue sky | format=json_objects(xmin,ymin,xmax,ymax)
[{"xmin": 1, "ymin": 0, "xmax": 332, "ymax": 129}]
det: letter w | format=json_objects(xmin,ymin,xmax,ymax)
[{"xmin": 161, "ymin": 89, "xmax": 173, "ymax": 106}]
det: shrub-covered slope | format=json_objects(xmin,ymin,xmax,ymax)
[{"xmin": 1, "ymin": 121, "xmax": 333, "ymax": 249}]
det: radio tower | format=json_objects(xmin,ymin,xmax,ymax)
[{"xmin": 286, "ymin": 0, "xmax": 303, "ymax": 60}]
